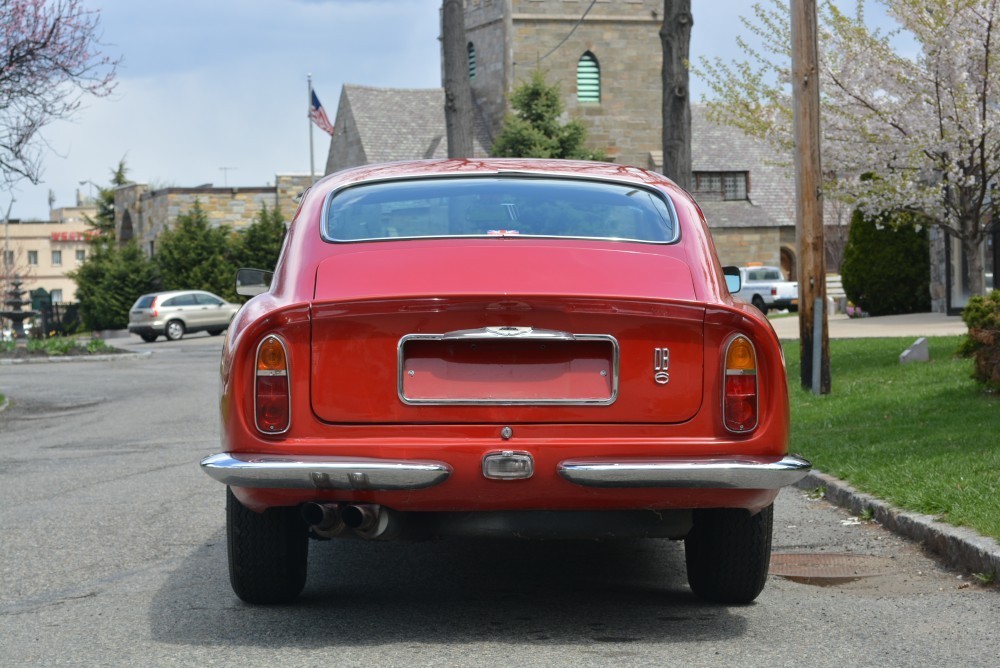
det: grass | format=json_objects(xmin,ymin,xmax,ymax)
[{"xmin": 785, "ymin": 336, "xmax": 1000, "ymax": 542}]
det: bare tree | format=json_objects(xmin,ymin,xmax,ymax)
[
  {"xmin": 442, "ymin": 0, "xmax": 474, "ymax": 158},
  {"xmin": 0, "ymin": 0, "xmax": 119, "ymax": 188},
  {"xmin": 660, "ymin": 0, "xmax": 692, "ymax": 189}
]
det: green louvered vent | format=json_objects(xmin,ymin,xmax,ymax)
[
  {"xmin": 577, "ymin": 52, "xmax": 600, "ymax": 103},
  {"xmin": 468, "ymin": 42, "xmax": 476, "ymax": 80}
]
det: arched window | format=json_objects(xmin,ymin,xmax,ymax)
[
  {"xmin": 467, "ymin": 42, "xmax": 476, "ymax": 80},
  {"xmin": 577, "ymin": 51, "xmax": 600, "ymax": 103}
]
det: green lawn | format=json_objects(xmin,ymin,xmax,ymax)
[{"xmin": 785, "ymin": 336, "xmax": 1000, "ymax": 541}]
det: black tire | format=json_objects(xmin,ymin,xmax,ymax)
[
  {"xmin": 140, "ymin": 333, "xmax": 158, "ymax": 343},
  {"xmin": 208, "ymin": 329, "xmax": 225, "ymax": 336},
  {"xmin": 226, "ymin": 487, "xmax": 308, "ymax": 604},
  {"xmin": 165, "ymin": 319, "xmax": 185, "ymax": 341},
  {"xmin": 684, "ymin": 504, "xmax": 773, "ymax": 604},
  {"xmin": 751, "ymin": 295, "xmax": 769, "ymax": 315}
]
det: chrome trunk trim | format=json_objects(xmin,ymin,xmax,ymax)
[
  {"xmin": 200, "ymin": 453, "xmax": 452, "ymax": 491},
  {"xmin": 397, "ymin": 330, "xmax": 619, "ymax": 406},
  {"xmin": 557, "ymin": 454, "xmax": 811, "ymax": 489}
]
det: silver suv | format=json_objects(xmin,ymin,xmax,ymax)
[{"xmin": 128, "ymin": 290, "xmax": 240, "ymax": 342}]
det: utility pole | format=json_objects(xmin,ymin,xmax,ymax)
[{"xmin": 791, "ymin": 0, "xmax": 830, "ymax": 394}]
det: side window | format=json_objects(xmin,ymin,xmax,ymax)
[
  {"xmin": 166, "ymin": 294, "xmax": 197, "ymax": 307},
  {"xmin": 195, "ymin": 293, "xmax": 223, "ymax": 306}
]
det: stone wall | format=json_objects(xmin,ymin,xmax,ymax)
[{"xmin": 115, "ymin": 174, "xmax": 310, "ymax": 256}]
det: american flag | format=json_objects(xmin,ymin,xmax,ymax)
[{"xmin": 309, "ymin": 90, "xmax": 335, "ymax": 135}]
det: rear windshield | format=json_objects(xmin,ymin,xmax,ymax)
[
  {"xmin": 323, "ymin": 177, "xmax": 677, "ymax": 243},
  {"xmin": 135, "ymin": 295, "xmax": 156, "ymax": 308}
]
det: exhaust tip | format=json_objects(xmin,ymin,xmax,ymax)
[{"xmin": 340, "ymin": 504, "xmax": 379, "ymax": 531}]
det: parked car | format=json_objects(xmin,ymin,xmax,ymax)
[
  {"xmin": 200, "ymin": 158, "xmax": 810, "ymax": 605},
  {"xmin": 128, "ymin": 290, "xmax": 239, "ymax": 342},
  {"xmin": 736, "ymin": 264, "xmax": 798, "ymax": 314}
]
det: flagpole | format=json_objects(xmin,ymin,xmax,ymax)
[{"xmin": 308, "ymin": 73, "xmax": 315, "ymax": 183}]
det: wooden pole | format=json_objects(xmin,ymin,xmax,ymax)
[{"xmin": 790, "ymin": 0, "xmax": 830, "ymax": 393}]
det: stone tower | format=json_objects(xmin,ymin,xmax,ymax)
[{"xmin": 463, "ymin": 0, "xmax": 663, "ymax": 168}]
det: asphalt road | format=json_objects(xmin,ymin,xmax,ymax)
[{"xmin": 1, "ymin": 333, "xmax": 997, "ymax": 667}]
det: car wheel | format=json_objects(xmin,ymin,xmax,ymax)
[
  {"xmin": 751, "ymin": 295, "xmax": 769, "ymax": 315},
  {"xmin": 684, "ymin": 504, "xmax": 773, "ymax": 604},
  {"xmin": 165, "ymin": 320, "xmax": 185, "ymax": 341},
  {"xmin": 226, "ymin": 487, "xmax": 308, "ymax": 604},
  {"xmin": 140, "ymin": 333, "xmax": 158, "ymax": 343},
  {"xmin": 208, "ymin": 329, "xmax": 225, "ymax": 336}
]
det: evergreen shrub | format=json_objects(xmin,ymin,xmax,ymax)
[{"xmin": 840, "ymin": 208, "xmax": 930, "ymax": 316}]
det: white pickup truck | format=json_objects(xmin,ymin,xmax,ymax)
[{"xmin": 737, "ymin": 265, "xmax": 798, "ymax": 314}]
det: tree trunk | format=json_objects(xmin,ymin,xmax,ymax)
[
  {"xmin": 962, "ymin": 233, "xmax": 987, "ymax": 298},
  {"xmin": 660, "ymin": 0, "xmax": 692, "ymax": 190},
  {"xmin": 442, "ymin": 0, "xmax": 475, "ymax": 159}
]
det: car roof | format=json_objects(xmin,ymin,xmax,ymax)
[
  {"xmin": 140, "ymin": 290, "xmax": 219, "ymax": 299},
  {"xmin": 312, "ymin": 158, "xmax": 676, "ymax": 195}
]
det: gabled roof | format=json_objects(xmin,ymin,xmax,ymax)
[
  {"xmin": 691, "ymin": 105, "xmax": 795, "ymax": 228},
  {"xmin": 326, "ymin": 85, "xmax": 491, "ymax": 173}
]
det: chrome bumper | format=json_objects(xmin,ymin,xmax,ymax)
[
  {"xmin": 557, "ymin": 454, "xmax": 811, "ymax": 489},
  {"xmin": 201, "ymin": 452, "xmax": 810, "ymax": 492},
  {"xmin": 200, "ymin": 453, "xmax": 453, "ymax": 491}
]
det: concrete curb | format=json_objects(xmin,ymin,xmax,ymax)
[
  {"xmin": 0, "ymin": 351, "xmax": 151, "ymax": 365},
  {"xmin": 797, "ymin": 470, "xmax": 1000, "ymax": 577}
]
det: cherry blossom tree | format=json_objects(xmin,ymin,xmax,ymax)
[
  {"xmin": 698, "ymin": 0, "xmax": 1000, "ymax": 296},
  {"xmin": 1, "ymin": 0, "xmax": 119, "ymax": 188}
]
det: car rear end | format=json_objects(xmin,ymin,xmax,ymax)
[
  {"xmin": 127, "ymin": 293, "xmax": 164, "ymax": 339},
  {"xmin": 202, "ymin": 160, "xmax": 809, "ymax": 604}
]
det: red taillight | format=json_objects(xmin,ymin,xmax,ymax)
[
  {"xmin": 724, "ymin": 336, "xmax": 758, "ymax": 433},
  {"xmin": 255, "ymin": 335, "xmax": 290, "ymax": 433},
  {"xmin": 150, "ymin": 297, "xmax": 159, "ymax": 318}
]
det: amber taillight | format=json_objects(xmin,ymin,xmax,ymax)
[
  {"xmin": 724, "ymin": 335, "xmax": 758, "ymax": 433},
  {"xmin": 255, "ymin": 335, "xmax": 290, "ymax": 434}
]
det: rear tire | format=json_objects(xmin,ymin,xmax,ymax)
[
  {"xmin": 165, "ymin": 319, "xmax": 185, "ymax": 341},
  {"xmin": 684, "ymin": 504, "xmax": 773, "ymax": 604},
  {"xmin": 226, "ymin": 487, "xmax": 308, "ymax": 604},
  {"xmin": 751, "ymin": 295, "xmax": 769, "ymax": 315}
]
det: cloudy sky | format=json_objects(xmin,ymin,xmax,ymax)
[{"xmin": 8, "ymin": 0, "xmax": 898, "ymax": 220}]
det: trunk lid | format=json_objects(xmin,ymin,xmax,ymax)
[{"xmin": 309, "ymin": 242, "xmax": 705, "ymax": 424}]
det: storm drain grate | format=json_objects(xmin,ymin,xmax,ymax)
[{"xmin": 770, "ymin": 552, "xmax": 897, "ymax": 585}]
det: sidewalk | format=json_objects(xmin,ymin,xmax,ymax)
[{"xmin": 769, "ymin": 311, "xmax": 967, "ymax": 339}]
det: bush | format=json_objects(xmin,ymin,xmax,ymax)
[
  {"xmin": 960, "ymin": 291, "xmax": 1000, "ymax": 390},
  {"xmin": 492, "ymin": 70, "xmax": 605, "ymax": 160},
  {"xmin": 841, "ymin": 208, "xmax": 930, "ymax": 316},
  {"xmin": 71, "ymin": 240, "xmax": 158, "ymax": 331}
]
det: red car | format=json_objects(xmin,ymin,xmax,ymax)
[{"xmin": 201, "ymin": 158, "xmax": 810, "ymax": 605}]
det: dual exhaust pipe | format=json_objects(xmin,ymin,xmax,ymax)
[{"xmin": 301, "ymin": 502, "xmax": 401, "ymax": 540}]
